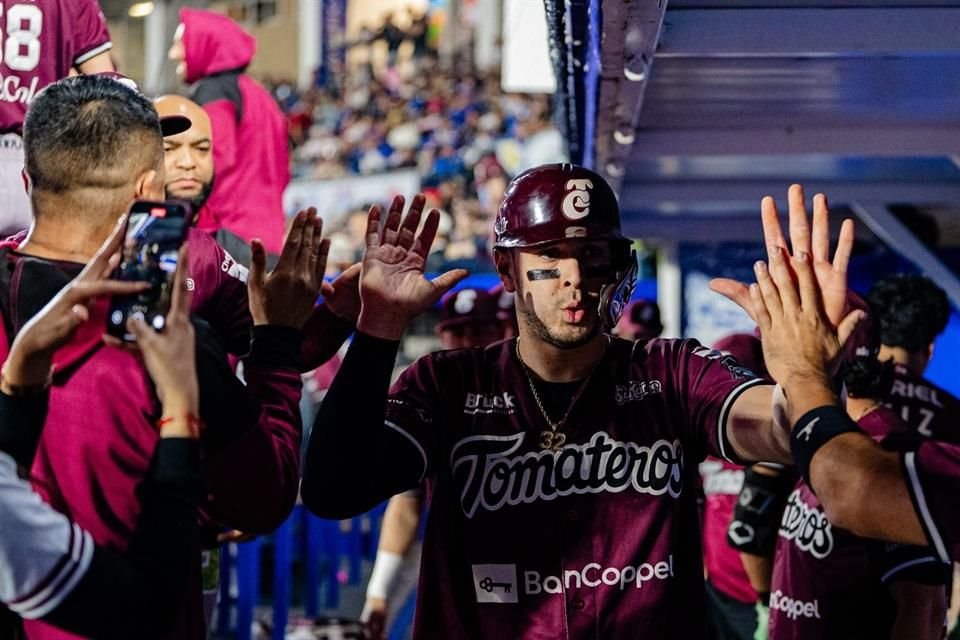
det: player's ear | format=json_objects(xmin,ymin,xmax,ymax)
[
  {"xmin": 20, "ymin": 168, "xmax": 31, "ymax": 197},
  {"xmin": 135, "ymin": 169, "xmax": 164, "ymax": 201},
  {"xmin": 494, "ymin": 249, "xmax": 516, "ymax": 293}
]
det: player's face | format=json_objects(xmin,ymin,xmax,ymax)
[
  {"xmin": 169, "ymin": 25, "xmax": 187, "ymax": 80},
  {"xmin": 511, "ymin": 240, "xmax": 612, "ymax": 349},
  {"xmin": 163, "ymin": 129, "xmax": 213, "ymax": 207}
]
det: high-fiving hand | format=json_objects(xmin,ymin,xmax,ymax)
[
  {"xmin": 710, "ymin": 184, "xmax": 855, "ymax": 330},
  {"xmin": 249, "ymin": 208, "xmax": 331, "ymax": 329},
  {"xmin": 357, "ymin": 195, "xmax": 468, "ymax": 340}
]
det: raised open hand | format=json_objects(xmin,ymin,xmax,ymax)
[
  {"xmin": 710, "ymin": 184, "xmax": 854, "ymax": 330},
  {"xmin": 249, "ymin": 208, "xmax": 330, "ymax": 329},
  {"xmin": 749, "ymin": 245, "xmax": 864, "ymax": 409},
  {"xmin": 324, "ymin": 262, "xmax": 361, "ymax": 324},
  {"xmin": 357, "ymin": 194, "xmax": 468, "ymax": 340}
]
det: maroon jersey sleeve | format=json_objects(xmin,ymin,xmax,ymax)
[
  {"xmin": 903, "ymin": 441, "xmax": 960, "ymax": 564},
  {"xmin": 382, "ymin": 354, "xmax": 448, "ymax": 482},
  {"xmin": 186, "ymin": 228, "xmax": 253, "ymax": 356},
  {"xmin": 69, "ymin": 0, "xmax": 112, "ymax": 66},
  {"xmin": 670, "ymin": 339, "xmax": 767, "ymax": 464}
]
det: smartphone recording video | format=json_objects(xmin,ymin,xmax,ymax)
[{"xmin": 107, "ymin": 201, "xmax": 189, "ymax": 342}]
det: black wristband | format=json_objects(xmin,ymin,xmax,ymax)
[{"xmin": 790, "ymin": 405, "xmax": 861, "ymax": 488}]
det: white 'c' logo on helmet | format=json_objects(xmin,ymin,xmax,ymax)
[
  {"xmin": 454, "ymin": 289, "xmax": 477, "ymax": 314},
  {"xmin": 562, "ymin": 179, "xmax": 593, "ymax": 220}
]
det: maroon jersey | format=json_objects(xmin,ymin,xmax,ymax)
[
  {"xmin": 886, "ymin": 364, "xmax": 960, "ymax": 442},
  {"xmin": 904, "ymin": 439, "xmax": 960, "ymax": 565},
  {"xmin": 384, "ymin": 336, "xmax": 765, "ymax": 639},
  {"xmin": 0, "ymin": 0, "xmax": 111, "ymax": 133},
  {"xmin": 769, "ymin": 407, "xmax": 948, "ymax": 640},
  {"xmin": 699, "ymin": 457, "xmax": 757, "ymax": 604}
]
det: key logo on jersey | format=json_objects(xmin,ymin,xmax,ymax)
[
  {"xmin": 464, "ymin": 392, "xmax": 517, "ymax": 416},
  {"xmin": 778, "ymin": 489, "xmax": 834, "ymax": 558},
  {"xmin": 472, "ymin": 564, "xmax": 518, "ymax": 604},
  {"xmin": 451, "ymin": 431, "xmax": 684, "ymax": 518},
  {"xmin": 562, "ymin": 179, "xmax": 593, "ymax": 220},
  {"xmin": 472, "ymin": 557, "xmax": 675, "ymax": 604},
  {"xmin": 615, "ymin": 380, "xmax": 663, "ymax": 405},
  {"xmin": 770, "ymin": 591, "xmax": 822, "ymax": 620}
]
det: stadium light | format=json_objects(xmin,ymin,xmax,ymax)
[{"xmin": 128, "ymin": 2, "xmax": 155, "ymax": 18}]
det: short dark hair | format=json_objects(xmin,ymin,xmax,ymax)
[
  {"xmin": 867, "ymin": 275, "xmax": 950, "ymax": 352},
  {"xmin": 23, "ymin": 75, "xmax": 163, "ymax": 194}
]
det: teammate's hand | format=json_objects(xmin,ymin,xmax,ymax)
[
  {"xmin": 357, "ymin": 195, "xmax": 468, "ymax": 340},
  {"xmin": 361, "ymin": 596, "xmax": 387, "ymax": 640},
  {"xmin": 2, "ymin": 215, "xmax": 148, "ymax": 390},
  {"xmin": 324, "ymin": 263, "xmax": 361, "ymax": 324},
  {"xmin": 711, "ymin": 184, "xmax": 854, "ymax": 332},
  {"xmin": 747, "ymin": 244, "xmax": 863, "ymax": 416},
  {"xmin": 126, "ymin": 246, "xmax": 200, "ymax": 436},
  {"xmin": 248, "ymin": 208, "xmax": 330, "ymax": 329}
]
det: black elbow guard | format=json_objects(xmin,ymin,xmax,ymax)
[{"xmin": 726, "ymin": 467, "xmax": 792, "ymax": 556}]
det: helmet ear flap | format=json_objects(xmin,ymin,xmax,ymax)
[{"xmin": 599, "ymin": 249, "xmax": 638, "ymax": 331}]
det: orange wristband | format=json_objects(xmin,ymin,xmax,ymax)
[{"xmin": 156, "ymin": 413, "xmax": 203, "ymax": 437}]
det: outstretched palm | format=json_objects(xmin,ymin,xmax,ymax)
[
  {"xmin": 358, "ymin": 195, "xmax": 468, "ymax": 340},
  {"xmin": 711, "ymin": 184, "xmax": 854, "ymax": 330}
]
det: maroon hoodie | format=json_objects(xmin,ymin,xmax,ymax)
[
  {"xmin": 181, "ymin": 8, "xmax": 289, "ymax": 254},
  {"xmin": 6, "ymin": 229, "xmax": 350, "ymax": 640}
]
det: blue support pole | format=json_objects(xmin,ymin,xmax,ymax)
[
  {"xmin": 235, "ymin": 538, "xmax": 262, "ymax": 640},
  {"xmin": 272, "ymin": 516, "xmax": 294, "ymax": 640}
]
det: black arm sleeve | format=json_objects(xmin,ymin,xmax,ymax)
[
  {"xmin": 301, "ymin": 332, "xmax": 428, "ymax": 519},
  {"xmin": 41, "ymin": 439, "xmax": 202, "ymax": 639},
  {"xmin": 0, "ymin": 389, "xmax": 48, "ymax": 469}
]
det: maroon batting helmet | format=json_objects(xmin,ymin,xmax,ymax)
[
  {"xmin": 493, "ymin": 163, "xmax": 638, "ymax": 329},
  {"xmin": 493, "ymin": 164, "xmax": 629, "ymax": 249}
]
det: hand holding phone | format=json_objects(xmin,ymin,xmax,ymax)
[{"xmin": 107, "ymin": 200, "xmax": 190, "ymax": 342}]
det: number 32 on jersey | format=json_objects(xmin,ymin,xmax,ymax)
[{"xmin": 0, "ymin": 4, "xmax": 43, "ymax": 72}]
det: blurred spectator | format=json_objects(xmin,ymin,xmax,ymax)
[
  {"xmin": 436, "ymin": 287, "xmax": 502, "ymax": 349},
  {"xmin": 169, "ymin": 8, "xmax": 289, "ymax": 254},
  {"xmin": 615, "ymin": 299, "xmax": 664, "ymax": 341},
  {"xmin": 264, "ymin": 28, "xmax": 570, "ymax": 277}
]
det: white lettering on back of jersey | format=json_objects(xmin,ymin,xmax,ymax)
[
  {"xmin": 770, "ymin": 591, "xmax": 822, "ymax": 620},
  {"xmin": 778, "ymin": 489, "xmax": 834, "ymax": 559},
  {"xmin": 451, "ymin": 431, "xmax": 684, "ymax": 518}
]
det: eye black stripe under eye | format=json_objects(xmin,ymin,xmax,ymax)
[{"xmin": 527, "ymin": 269, "xmax": 561, "ymax": 281}]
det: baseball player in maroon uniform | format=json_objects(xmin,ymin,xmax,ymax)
[
  {"xmin": 302, "ymin": 170, "xmax": 857, "ymax": 638},
  {"xmin": 364, "ymin": 287, "xmax": 506, "ymax": 639},
  {"xmin": 716, "ymin": 194, "xmax": 960, "ymax": 593},
  {"xmin": 767, "ymin": 296, "xmax": 948, "ymax": 640},
  {"xmin": 0, "ymin": 0, "xmax": 114, "ymax": 233},
  {"xmin": 866, "ymin": 275, "xmax": 960, "ymax": 442}
]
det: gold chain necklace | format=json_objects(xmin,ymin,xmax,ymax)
[{"xmin": 515, "ymin": 337, "xmax": 607, "ymax": 451}]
